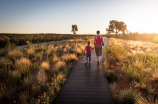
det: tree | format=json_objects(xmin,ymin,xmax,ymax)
[
  {"xmin": 71, "ymin": 24, "xmax": 78, "ymax": 35},
  {"xmin": 106, "ymin": 20, "xmax": 127, "ymax": 38}
]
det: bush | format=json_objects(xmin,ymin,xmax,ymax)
[
  {"xmin": 32, "ymin": 62, "xmax": 38, "ymax": 70},
  {"xmin": 105, "ymin": 70, "xmax": 118, "ymax": 83},
  {"xmin": 56, "ymin": 72, "xmax": 66, "ymax": 86},
  {"xmin": 118, "ymin": 88, "xmax": 136, "ymax": 104},
  {"xmin": 0, "ymin": 49, "xmax": 8, "ymax": 57},
  {"xmin": 105, "ymin": 43, "xmax": 126, "ymax": 64}
]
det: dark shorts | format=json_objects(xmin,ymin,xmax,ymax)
[{"xmin": 95, "ymin": 45, "xmax": 102, "ymax": 56}]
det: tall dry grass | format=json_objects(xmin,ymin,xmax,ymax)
[
  {"xmin": 36, "ymin": 68, "xmax": 46, "ymax": 85},
  {"xmin": 0, "ymin": 36, "xmax": 96, "ymax": 104},
  {"xmin": 53, "ymin": 61, "xmax": 65, "ymax": 73},
  {"xmin": 15, "ymin": 58, "xmax": 31, "ymax": 73},
  {"xmin": 11, "ymin": 70, "xmax": 21, "ymax": 82},
  {"xmin": 8, "ymin": 49, "xmax": 23, "ymax": 58},
  {"xmin": 27, "ymin": 47, "xmax": 35, "ymax": 55},
  {"xmin": 41, "ymin": 61, "xmax": 50, "ymax": 71},
  {"xmin": 135, "ymin": 94, "xmax": 158, "ymax": 104},
  {"xmin": 69, "ymin": 53, "xmax": 78, "ymax": 61},
  {"xmin": 23, "ymin": 74, "xmax": 34, "ymax": 87},
  {"xmin": 104, "ymin": 38, "xmax": 158, "ymax": 104}
]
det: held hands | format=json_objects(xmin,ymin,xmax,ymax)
[{"xmin": 85, "ymin": 51, "xmax": 87, "ymax": 55}]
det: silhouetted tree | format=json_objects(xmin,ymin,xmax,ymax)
[
  {"xmin": 106, "ymin": 20, "xmax": 127, "ymax": 38},
  {"xmin": 71, "ymin": 24, "xmax": 78, "ymax": 35}
]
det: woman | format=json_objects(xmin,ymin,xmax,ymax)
[{"xmin": 94, "ymin": 30, "xmax": 104, "ymax": 64}]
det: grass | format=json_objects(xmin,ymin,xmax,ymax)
[
  {"xmin": 0, "ymin": 36, "xmax": 96, "ymax": 104},
  {"xmin": 23, "ymin": 74, "xmax": 34, "ymax": 87},
  {"xmin": 61, "ymin": 54, "xmax": 71, "ymax": 61},
  {"xmin": 11, "ymin": 70, "xmax": 21, "ymax": 83},
  {"xmin": 135, "ymin": 94, "xmax": 158, "ymax": 104},
  {"xmin": 152, "ymin": 72, "xmax": 158, "ymax": 81},
  {"xmin": 19, "ymin": 90, "xmax": 29, "ymax": 103},
  {"xmin": 27, "ymin": 47, "xmax": 35, "ymax": 55},
  {"xmin": 104, "ymin": 38, "xmax": 158, "ymax": 104},
  {"xmin": 51, "ymin": 53, "xmax": 58, "ymax": 63},
  {"xmin": 8, "ymin": 49, "xmax": 23, "ymax": 58},
  {"xmin": 74, "ymin": 47, "xmax": 83, "ymax": 55},
  {"xmin": 41, "ymin": 61, "xmax": 50, "ymax": 71},
  {"xmin": 69, "ymin": 53, "xmax": 78, "ymax": 61},
  {"xmin": 15, "ymin": 58, "xmax": 31, "ymax": 74},
  {"xmin": 118, "ymin": 88, "xmax": 136, "ymax": 104},
  {"xmin": 105, "ymin": 70, "xmax": 118, "ymax": 83},
  {"xmin": 31, "ymin": 82, "xmax": 41, "ymax": 96},
  {"xmin": 54, "ymin": 61, "xmax": 66, "ymax": 73},
  {"xmin": 36, "ymin": 68, "xmax": 46, "ymax": 86},
  {"xmin": 0, "ymin": 57, "xmax": 12, "ymax": 70}
]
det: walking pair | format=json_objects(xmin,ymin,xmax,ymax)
[{"xmin": 85, "ymin": 30, "xmax": 104, "ymax": 65}]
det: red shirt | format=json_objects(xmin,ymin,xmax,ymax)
[
  {"xmin": 95, "ymin": 35, "xmax": 102, "ymax": 45},
  {"xmin": 86, "ymin": 46, "xmax": 91, "ymax": 53}
]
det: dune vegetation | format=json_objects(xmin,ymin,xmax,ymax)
[
  {"xmin": 104, "ymin": 38, "xmax": 158, "ymax": 104},
  {"xmin": 0, "ymin": 36, "xmax": 97, "ymax": 103}
]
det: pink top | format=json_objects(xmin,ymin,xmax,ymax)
[
  {"xmin": 95, "ymin": 35, "xmax": 102, "ymax": 45},
  {"xmin": 86, "ymin": 46, "xmax": 91, "ymax": 53}
]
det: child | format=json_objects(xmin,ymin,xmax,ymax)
[{"xmin": 85, "ymin": 41, "xmax": 92, "ymax": 64}]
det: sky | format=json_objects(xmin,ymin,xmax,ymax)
[{"xmin": 0, "ymin": 0, "xmax": 158, "ymax": 34}]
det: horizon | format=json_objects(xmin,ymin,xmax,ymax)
[{"xmin": 1, "ymin": 0, "xmax": 158, "ymax": 34}]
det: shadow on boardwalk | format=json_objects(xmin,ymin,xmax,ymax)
[{"xmin": 53, "ymin": 39, "xmax": 114, "ymax": 104}]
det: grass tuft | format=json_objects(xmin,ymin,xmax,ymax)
[
  {"xmin": 41, "ymin": 61, "xmax": 50, "ymax": 71},
  {"xmin": 53, "ymin": 61, "xmax": 65, "ymax": 73},
  {"xmin": 118, "ymin": 88, "xmax": 136, "ymax": 104},
  {"xmin": 8, "ymin": 50, "xmax": 23, "ymax": 58},
  {"xmin": 23, "ymin": 74, "xmax": 34, "ymax": 87},
  {"xmin": 36, "ymin": 68, "xmax": 46, "ymax": 86}
]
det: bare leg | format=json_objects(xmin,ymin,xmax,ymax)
[
  {"xmin": 97, "ymin": 56, "xmax": 99, "ymax": 61},
  {"xmin": 97, "ymin": 56, "xmax": 102, "ymax": 61},
  {"xmin": 99, "ymin": 56, "xmax": 102, "ymax": 61}
]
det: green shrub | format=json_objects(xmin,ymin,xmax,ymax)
[
  {"xmin": 0, "ymin": 50, "xmax": 8, "ymax": 57},
  {"xmin": 118, "ymin": 88, "xmax": 136, "ymax": 104},
  {"xmin": 105, "ymin": 70, "xmax": 118, "ymax": 83},
  {"xmin": 32, "ymin": 62, "xmax": 38, "ymax": 70},
  {"xmin": 56, "ymin": 72, "xmax": 66, "ymax": 86},
  {"xmin": 5, "ymin": 40, "xmax": 15, "ymax": 50},
  {"xmin": 105, "ymin": 44, "xmax": 126, "ymax": 64},
  {"xmin": 35, "ymin": 48, "xmax": 43, "ymax": 52},
  {"xmin": 0, "ymin": 58, "xmax": 12, "ymax": 70}
]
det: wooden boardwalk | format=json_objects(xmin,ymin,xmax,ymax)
[{"xmin": 53, "ymin": 39, "xmax": 114, "ymax": 104}]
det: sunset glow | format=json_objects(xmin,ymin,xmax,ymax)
[{"xmin": 0, "ymin": 0, "xmax": 158, "ymax": 34}]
